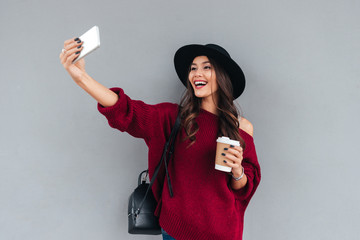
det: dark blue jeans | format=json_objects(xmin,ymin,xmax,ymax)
[{"xmin": 161, "ymin": 228, "xmax": 176, "ymax": 240}]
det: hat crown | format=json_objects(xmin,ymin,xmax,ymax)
[{"xmin": 205, "ymin": 44, "xmax": 231, "ymax": 58}]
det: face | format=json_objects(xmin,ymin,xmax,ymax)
[{"xmin": 188, "ymin": 56, "xmax": 218, "ymax": 100}]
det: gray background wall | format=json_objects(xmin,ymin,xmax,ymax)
[{"xmin": 1, "ymin": 0, "xmax": 359, "ymax": 239}]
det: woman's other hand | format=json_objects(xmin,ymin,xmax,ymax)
[
  {"xmin": 59, "ymin": 38, "xmax": 85, "ymax": 83},
  {"xmin": 59, "ymin": 37, "xmax": 118, "ymax": 107},
  {"xmin": 223, "ymin": 145, "xmax": 248, "ymax": 189},
  {"xmin": 223, "ymin": 145, "xmax": 243, "ymax": 177}
]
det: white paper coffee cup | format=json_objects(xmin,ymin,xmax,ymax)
[{"xmin": 215, "ymin": 136, "xmax": 240, "ymax": 172}]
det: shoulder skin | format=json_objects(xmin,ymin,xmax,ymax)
[{"xmin": 239, "ymin": 117, "xmax": 254, "ymax": 137}]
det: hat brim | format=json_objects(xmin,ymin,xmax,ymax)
[{"xmin": 174, "ymin": 44, "xmax": 245, "ymax": 99}]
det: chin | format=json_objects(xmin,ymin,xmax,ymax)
[
  {"xmin": 194, "ymin": 91, "xmax": 206, "ymax": 98},
  {"xmin": 192, "ymin": 88, "xmax": 213, "ymax": 99},
  {"xmin": 195, "ymin": 94, "xmax": 210, "ymax": 99}
]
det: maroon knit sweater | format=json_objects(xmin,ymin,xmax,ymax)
[{"xmin": 98, "ymin": 88, "xmax": 261, "ymax": 240}]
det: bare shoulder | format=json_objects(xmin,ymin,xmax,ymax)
[{"xmin": 239, "ymin": 117, "xmax": 254, "ymax": 137}]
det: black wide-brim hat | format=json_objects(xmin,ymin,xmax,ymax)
[{"xmin": 174, "ymin": 44, "xmax": 246, "ymax": 99}]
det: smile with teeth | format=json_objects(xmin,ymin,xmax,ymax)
[{"xmin": 194, "ymin": 80, "xmax": 208, "ymax": 89}]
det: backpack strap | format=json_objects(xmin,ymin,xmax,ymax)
[{"xmin": 135, "ymin": 108, "xmax": 181, "ymax": 216}]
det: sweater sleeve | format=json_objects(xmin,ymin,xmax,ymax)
[
  {"xmin": 97, "ymin": 87, "xmax": 177, "ymax": 142},
  {"xmin": 230, "ymin": 132, "xmax": 261, "ymax": 206}
]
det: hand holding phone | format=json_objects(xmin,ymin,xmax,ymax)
[{"xmin": 73, "ymin": 26, "xmax": 100, "ymax": 63}]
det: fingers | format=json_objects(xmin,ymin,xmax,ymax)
[
  {"xmin": 64, "ymin": 37, "xmax": 81, "ymax": 50},
  {"xmin": 222, "ymin": 159, "xmax": 240, "ymax": 169},
  {"xmin": 223, "ymin": 154, "xmax": 242, "ymax": 167},
  {"xmin": 224, "ymin": 145, "xmax": 243, "ymax": 159},
  {"xmin": 222, "ymin": 145, "xmax": 243, "ymax": 168},
  {"xmin": 60, "ymin": 46, "xmax": 83, "ymax": 65},
  {"xmin": 64, "ymin": 38, "xmax": 75, "ymax": 46},
  {"xmin": 64, "ymin": 45, "xmax": 82, "ymax": 60},
  {"xmin": 60, "ymin": 38, "xmax": 83, "ymax": 66}
]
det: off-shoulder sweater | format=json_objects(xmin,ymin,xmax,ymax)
[{"xmin": 98, "ymin": 88, "xmax": 261, "ymax": 240}]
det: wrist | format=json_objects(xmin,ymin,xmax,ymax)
[
  {"xmin": 231, "ymin": 166, "xmax": 244, "ymax": 181},
  {"xmin": 74, "ymin": 71, "xmax": 90, "ymax": 88}
]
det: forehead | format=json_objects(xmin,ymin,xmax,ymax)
[{"xmin": 191, "ymin": 55, "xmax": 209, "ymax": 64}]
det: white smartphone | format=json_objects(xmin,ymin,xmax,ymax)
[{"xmin": 73, "ymin": 26, "xmax": 100, "ymax": 63}]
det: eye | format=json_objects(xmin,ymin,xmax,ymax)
[
  {"xmin": 204, "ymin": 65, "xmax": 211, "ymax": 70},
  {"xmin": 190, "ymin": 67, "xmax": 197, "ymax": 71}
]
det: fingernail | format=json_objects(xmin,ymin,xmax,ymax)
[
  {"xmin": 75, "ymin": 51, "xmax": 80, "ymax": 54},
  {"xmin": 223, "ymin": 160, "xmax": 227, "ymax": 163},
  {"xmin": 77, "ymin": 45, "xmax": 82, "ymax": 49},
  {"xmin": 221, "ymin": 153, "xmax": 226, "ymax": 156},
  {"xmin": 77, "ymin": 40, "xmax": 81, "ymax": 43},
  {"xmin": 230, "ymin": 145, "xmax": 235, "ymax": 148},
  {"xmin": 74, "ymin": 37, "xmax": 79, "ymax": 41},
  {"xmin": 224, "ymin": 148, "xmax": 228, "ymax": 150}
]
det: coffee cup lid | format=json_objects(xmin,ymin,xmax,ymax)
[{"xmin": 216, "ymin": 136, "xmax": 240, "ymax": 146}]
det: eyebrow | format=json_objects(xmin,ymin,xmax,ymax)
[{"xmin": 191, "ymin": 61, "xmax": 211, "ymax": 65}]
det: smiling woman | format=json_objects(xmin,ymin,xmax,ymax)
[
  {"xmin": 189, "ymin": 56, "xmax": 218, "ymax": 99},
  {"xmin": 60, "ymin": 40, "xmax": 261, "ymax": 240},
  {"xmin": 178, "ymin": 49, "xmax": 245, "ymax": 150}
]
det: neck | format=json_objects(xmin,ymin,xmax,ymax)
[{"xmin": 200, "ymin": 94, "xmax": 219, "ymax": 115}]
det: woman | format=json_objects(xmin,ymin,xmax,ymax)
[{"xmin": 60, "ymin": 40, "xmax": 261, "ymax": 240}]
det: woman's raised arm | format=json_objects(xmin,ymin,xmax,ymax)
[{"xmin": 59, "ymin": 38, "xmax": 118, "ymax": 107}]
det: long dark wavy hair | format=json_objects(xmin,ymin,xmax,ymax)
[{"xmin": 179, "ymin": 56, "xmax": 245, "ymax": 149}]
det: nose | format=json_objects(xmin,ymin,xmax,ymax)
[{"xmin": 194, "ymin": 68, "xmax": 203, "ymax": 77}]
